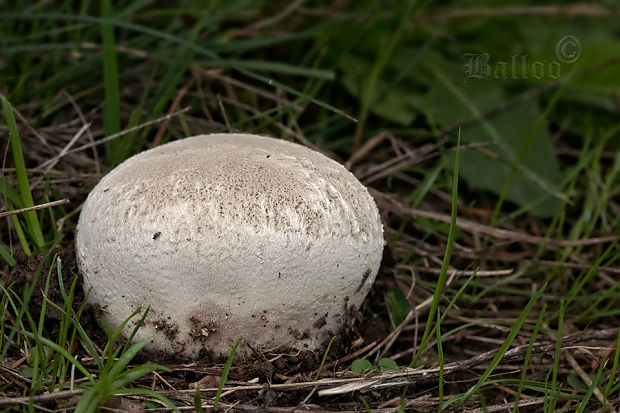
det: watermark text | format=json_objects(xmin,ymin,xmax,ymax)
[{"xmin": 463, "ymin": 36, "xmax": 581, "ymax": 82}]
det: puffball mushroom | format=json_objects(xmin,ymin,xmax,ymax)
[{"xmin": 76, "ymin": 133, "xmax": 383, "ymax": 360}]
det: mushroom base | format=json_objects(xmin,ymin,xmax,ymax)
[{"xmin": 79, "ymin": 234, "xmax": 377, "ymax": 360}]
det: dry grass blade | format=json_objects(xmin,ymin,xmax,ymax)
[
  {"xmin": 0, "ymin": 389, "xmax": 84, "ymax": 406},
  {"xmin": 371, "ymin": 269, "xmax": 460, "ymax": 358},
  {"xmin": 56, "ymin": 107, "xmax": 191, "ymax": 158},
  {"xmin": 566, "ymin": 351, "xmax": 618, "ymax": 413},
  {"xmin": 0, "ymin": 199, "xmax": 70, "ymax": 218},
  {"xmin": 420, "ymin": 3, "xmax": 620, "ymax": 20},
  {"xmin": 373, "ymin": 190, "xmax": 617, "ymax": 247},
  {"xmin": 152, "ymin": 329, "xmax": 620, "ymax": 400},
  {"xmin": 36, "ymin": 123, "xmax": 92, "ymax": 172},
  {"xmin": 318, "ymin": 328, "xmax": 618, "ymax": 396}
]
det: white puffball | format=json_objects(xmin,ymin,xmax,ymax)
[{"xmin": 76, "ymin": 133, "xmax": 383, "ymax": 359}]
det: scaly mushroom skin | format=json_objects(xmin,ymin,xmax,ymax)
[{"xmin": 76, "ymin": 133, "xmax": 383, "ymax": 359}]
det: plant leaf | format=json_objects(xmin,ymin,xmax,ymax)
[
  {"xmin": 351, "ymin": 358, "xmax": 373, "ymax": 374},
  {"xmin": 409, "ymin": 57, "xmax": 563, "ymax": 217},
  {"xmin": 379, "ymin": 358, "xmax": 399, "ymax": 372}
]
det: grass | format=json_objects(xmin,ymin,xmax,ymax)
[
  {"xmin": 212, "ymin": 336, "xmax": 241, "ymax": 408},
  {"xmin": 0, "ymin": 1, "xmax": 619, "ymax": 411},
  {"xmin": 1, "ymin": 97, "xmax": 45, "ymax": 255},
  {"xmin": 412, "ymin": 128, "xmax": 461, "ymax": 367}
]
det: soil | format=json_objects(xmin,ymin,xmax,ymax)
[
  {"xmin": 188, "ymin": 316, "xmax": 219, "ymax": 342},
  {"xmin": 4, "ymin": 241, "xmax": 110, "ymax": 354},
  {"xmin": 152, "ymin": 317, "xmax": 179, "ymax": 341}
]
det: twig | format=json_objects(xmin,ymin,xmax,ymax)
[
  {"xmin": 532, "ymin": 260, "xmax": 620, "ymax": 275},
  {"xmin": 55, "ymin": 107, "xmax": 190, "ymax": 158},
  {"xmin": 207, "ymin": 71, "xmax": 303, "ymax": 113},
  {"xmin": 234, "ymin": 0, "xmax": 306, "ymax": 36},
  {"xmin": 35, "ymin": 122, "xmax": 92, "ymax": 176},
  {"xmin": 0, "ymin": 199, "xmax": 70, "ymax": 218},
  {"xmin": 373, "ymin": 190, "xmax": 618, "ymax": 248},
  {"xmin": 61, "ymin": 89, "xmax": 100, "ymax": 174},
  {"xmin": 164, "ymin": 330, "xmax": 619, "ymax": 399},
  {"xmin": 357, "ymin": 141, "xmax": 443, "ymax": 183},
  {"xmin": 372, "ymin": 269, "xmax": 460, "ymax": 358},
  {"xmin": 345, "ymin": 132, "xmax": 389, "ymax": 169},
  {"xmin": 467, "ymin": 396, "xmax": 546, "ymax": 413},
  {"xmin": 419, "ymin": 3, "xmax": 620, "ymax": 20},
  {"xmin": 150, "ymin": 78, "xmax": 195, "ymax": 148},
  {"xmin": 217, "ymin": 94, "xmax": 233, "ymax": 133},
  {"xmin": 0, "ymin": 389, "xmax": 84, "ymax": 406},
  {"xmin": 395, "ymin": 264, "xmax": 514, "ymax": 278},
  {"xmin": 310, "ymin": 340, "xmax": 377, "ymax": 377},
  {"xmin": 318, "ymin": 328, "xmax": 618, "ymax": 396},
  {"xmin": 0, "ymin": 93, "xmax": 52, "ymax": 150},
  {"xmin": 566, "ymin": 351, "xmax": 618, "ymax": 413}
]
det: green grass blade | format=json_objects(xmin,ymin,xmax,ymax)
[
  {"xmin": 74, "ymin": 304, "xmax": 104, "ymax": 371},
  {"xmin": 0, "ymin": 247, "xmax": 54, "ymax": 359},
  {"xmin": 546, "ymin": 299, "xmax": 564, "ymax": 413},
  {"xmin": 107, "ymin": 341, "xmax": 147, "ymax": 379},
  {"xmin": 0, "ymin": 12, "xmax": 354, "ymax": 123},
  {"xmin": 450, "ymin": 282, "xmax": 548, "ymax": 409},
  {"xmin": 1, "ymin": 96, "xmax": 45, "ymax": 250},
  {"xmin": 136, "ymin": 5, "xmax": 215, "ymax": 156},
  {"xmin": 44, "ymin": 278, "xmax": 102, "ymax": 371},
  {"xmin": 0, "ymin": 288, "xmax": 8, "ymax": 351},
  {"xmin": 74, "ymin": 388, "xmax": 98, "ymax": 413},
  {"xmin": 194, "ymin": 386, "xmax": 202, "ymax": 413},
  {"xmin": 604, "ymin": 327, "xmax": 620, "ymax": 398},
  {"xmin": 353, "ymin": 0, "xmax": 415, "ymax": 148},
  {"xmin": 110, "ymin": 362, "xmax": 170, "ymax": 389},
  {"xmin": 436, "ymin": 308, "xmax": 445, "ymax": 412},
  {"xmin": 213, "ymin": 337, "xmax": 242, "ymax": 407},
  {"xmin": 113, "ymin": 387, "xmax": 180, "ymax": 412},
  {"xmin": 6, "ymin": 202, "xmax": 32, "ymax": 256},
  {"xmin": 412, "ymin": 128, "xmax": 461, "ymax": 366},
  {"xmin": 102, "ymin": 307, "xmax": 142, "ymax": 360},
  {"xmin": 575, "ymin": 356, "xmax": 608, "ymax": 413},
  {"xmin": 100, "ymin": 0, "xmax": 121, "ymax": 155},
  {"xmin": 0, "ymin": 244, "xmax": 16, "ymax": 266},
  {"xmin": 122, "ymin": 306, "xmax": 150, "ymax": 355},
  {"xmin": 0, "ymin": 176, "xmax": 24, "ymax": 206},
  {"xmin": 204, "ymin": 59, "xmax": 335, "ymax": 80},
  {"xmin": 21, "ymin": 330, "xmax": 94, "ymax": 382},
  {"xmin": 50, "ymin": 259, "xmax": 75, "ymax": 390},
  {"xmin": 314, "ymin": 336, "xmax": 336, "ymax": 381},
  {"xmin": 513, "ymin": 303, "xmax": 547, "ymax": 413},
  {"xmin": 30, "ymin": 257, "xmax": 55, "ymax": 390},
  {"xmin": 424, "ymin": 269, "xmax": 479, "ymax": 351}
]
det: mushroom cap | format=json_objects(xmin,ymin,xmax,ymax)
[{"xmin": 76, "ymin": 133, "xmax": 383, "ymax": 359}]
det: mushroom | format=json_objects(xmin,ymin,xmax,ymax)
[{"xmin": 76, "ymin": 133, "xmax": 383, "ymax": 359}]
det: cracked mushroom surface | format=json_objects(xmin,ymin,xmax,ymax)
[{"xmin": 76, "ymin": 133, "xmax": 384, "ymax": 360}]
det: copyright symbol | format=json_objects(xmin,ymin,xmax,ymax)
[{"xmin": 555, "ymin": 36, "xmax": 581, "ymax": 63}]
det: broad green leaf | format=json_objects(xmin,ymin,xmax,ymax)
[
  {"xmin": 378, "ymin": 358, "xmax": 399, "ymax": 372},
  {"xmin": 351, "ymin": 358, "xmax": 373, "ymax": 374},
  {"xmin": 386, "ymin": 287, "xmax": 410, "ymax": 327},
  {"xmin": 518, "ymin": 19, "xmax": 620, "ymax": 93},
  {"xmin": 408, "ymin": 56, "xmax": 563, "ymax": 217},
  {"xmin": 567, "ymin": 374, "xmax": 588, "ymax": 391}
]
